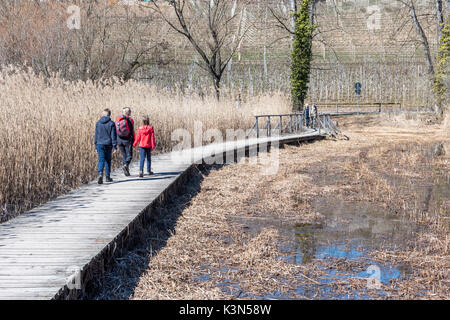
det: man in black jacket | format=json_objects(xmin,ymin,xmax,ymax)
[
  {"xmin": 115, "ymin": 107, "xmax": 135, "ymax": 176},
  {"xmin": 94, "ymin": 108, "xmax": 117, "ymax": 184}
]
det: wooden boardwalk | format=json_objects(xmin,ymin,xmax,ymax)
[{"xmin": 0, "ymin": 129, "xmax": 328, "ymax": 300}]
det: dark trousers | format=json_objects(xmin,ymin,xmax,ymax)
[
  {"xmin": 118, "ymin": 140, "xmax": 133, "ymax": 165},
  {"xmin": 139, "ymin": 147, "xmax": 152, "ymax": 173},
  {"xmin": 96, "ymin": 145, "xmax": 113, "ymax": 177}
]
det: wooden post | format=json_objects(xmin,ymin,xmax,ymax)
[
  {"xmin": 318, "ymin": 114, "xmax": 321, "ymax": 134},
  {"xmin": 289, "ymin": 115, "xmax": 293, "ymax": 133},
  {"xmin": 267, "ymin": 116, "xmax": 271, "ymax": 137},
  {"xmin": 256, "ymin": 116, "xmax": 259, "ymax": 139},
  {"xmin": 279, "ymin": 115, "xmax": 282, "ymax": 136},
  {"xmin": 357, "ymin": 95, "xmax": 360, "ymax": 115}
]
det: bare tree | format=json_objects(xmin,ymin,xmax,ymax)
[
  {"xmin": 393, "ymin": 1, "xmax": 436, "ymax": 75},
  {"xmin": 267, "ymin": 0, "xmax": 298, "ymax": 48},
  {"xmin": 394, "ymin": 0, "xmax": 449, "ymax": 113},
  {"xmin": 0, "ymin": 1, "xmax": 171, "ymax": 81},
  {"xmin": 267, "ymin": 0, "xmax": 323, "ymax": 52},
  {"xmin": 151, "ymin": 0, "xmax": 255, "ymax": 100},
  {"xmin": 70, "ymin": 2, "xmax": 171, "ymax": 81}
]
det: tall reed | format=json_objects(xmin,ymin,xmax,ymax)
[{"xmin": 0, "ymin": 67, "xmax": 290, "ymax": 221}]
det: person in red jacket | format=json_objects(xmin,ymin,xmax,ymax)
[{"xmin": 133, "ymin": 116, "xmax": 156, "ymax": 177}]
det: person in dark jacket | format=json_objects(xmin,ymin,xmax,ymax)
[
  {"xmin": 304, "ymin": 104, "xmax": 310, "ymax": 128},
  {"xmin": 115, "ymin": 107, "xmax": 135, "ymax": 177},
  {"xmin": 95, "ymin": 108, "xmax": 117, "ymax": 184}
]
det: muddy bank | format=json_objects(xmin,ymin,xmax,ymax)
[{"xmin": 92, "ymin": 114, "xmax": 449, "ymax": 300}]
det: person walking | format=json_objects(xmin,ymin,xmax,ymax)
[
  {"xmin": 116, "ymin": 107, "xmax": 135, "ymax": 176},
  {"xmin": 304, "ymin": 104, "xmax": 310, "ymax": 128},
  {"xmin": 94, "ymin": 108, "xmax": 117, "ymax": 184},
  {"xmin": 133, "ymin": 116, "xmax": 156, "ymax": 178}
]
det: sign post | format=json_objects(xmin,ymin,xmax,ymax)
[{"xmin": 355, "ymin": 82, "xmax": 362, "ymax": 114}]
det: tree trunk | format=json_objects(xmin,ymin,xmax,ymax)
[
  {"xmin": 410, "ymin": 2, "xmax": 434, "ymax": 75},
  {"xmin": 447, "ymin": 0, "xmax": 450, "ymax": 20},
  {"xmin": 289, "ymin": 0, "xmax": 297, "ymax": 50},
  {"xmin": 310, "ymin": 0, "xmax": 316, "ymax": 26},
  {"xmin": 436, "ymin": 0, "xmax": 444, "ymax": 45},
  {"xmin": 212, "ymin": 74, "xmax": 221, "ymax": 101}
]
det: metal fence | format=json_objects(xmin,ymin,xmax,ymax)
[{"xmin": 248, "ymin": 113, "xmax": 340, "ymax": 138}]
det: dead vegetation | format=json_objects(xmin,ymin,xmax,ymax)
[
  {"xmin": 0, "ymin": 67, "xmax": 290, "ymax": 223},
  {"xmin": 93, "ymin": 113, "xmax": 448, "ymax": 300}
]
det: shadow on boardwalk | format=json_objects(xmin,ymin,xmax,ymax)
[
  {"xmin": 109, "ymin": 172, "xmax": 182, "ymax": 184},
  {"xmin": 85, "ymin": 164, "xmax": 223, "ymax": 300}
]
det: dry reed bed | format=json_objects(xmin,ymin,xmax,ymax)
[
  {"xmin": 93, "ymin": 113, "xmax": 448, "ymax": 300},
  {"xmin": 299, "ymin": 114, "xmax": 449, "ymax": 299},
  {"xmin": 0, "ymin": 67, "xmax": 290, "ymax": 222},
  {"xmin": 93, "ymin": 157, "xmax": 332, "ymax": 299}
]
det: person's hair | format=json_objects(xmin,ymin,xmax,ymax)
[
  {"xmin": 103, "ymin": 108, "xmax": 111, "ymax": 116},
  {"xmin": 142, "ymin": 116, "xmax": 149, "ymax": 126},
  {"xmin": 123, "ymin": 107, "xmax": 131, "ymax": 116}
]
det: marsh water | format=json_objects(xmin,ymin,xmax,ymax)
[
  {"xmin": 225, "ymin": 197, "xmax": 419, "ymax": 299},
  {"xmin": 223, "ymin": 172, "xmax": 448, "ymax": 299}
]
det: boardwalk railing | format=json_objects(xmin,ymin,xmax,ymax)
[
  {"xmin": 315, "ymin": 102, "xmax": 402, "ymax": 114},
  {"xmin": 248, "ymin": 113, "xmax": 339, "ymax": 138}
]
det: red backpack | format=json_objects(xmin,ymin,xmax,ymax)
[{"xmin": 116, "ymin": 117, "xmax": 132, "ymax": 139}]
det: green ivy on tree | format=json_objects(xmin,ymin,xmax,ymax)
[
  {"xmin": 433, "ymin": 18, "xmax": 450, "ymax": 111},
  {"xmin": 290, "ymin": 0, "xmax": 316, "ymax": 111}
]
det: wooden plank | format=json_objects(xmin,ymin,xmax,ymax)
[
  {"xmin": 0, "ymin": 227, "xmax": 128, "ymax": 234},
  {"xmin": 0, "ymin": 259, "xmax": 89, "ymax": 265},
  {"xmin": 0, "ymin": 287, "xmax": 61, "ymax": 299},
  {"xmin": 0, "ymin": 269, "xmax": 77, "ymax": 276},
  {"xmin": 0, "ymin": 282, "xmax": 66, "ymax": 289},
  {"xmin": 0, "ymin": 224, "xmax": 133, "ymax": 231}
]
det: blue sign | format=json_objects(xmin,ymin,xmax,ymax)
[{"xmin": 355, "ymin": 82, "xmax": 362, "ymax": 90}]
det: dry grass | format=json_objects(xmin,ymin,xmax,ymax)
[
  {"xmin": 92, "ymin": 113, "xmax": 448, "ymax": 300},
  {"xmin": 93, "ymin": 161, "xmax": 325, "ymax": 300},
  {"xmin": 0, "ymin": 67, "xmax": 290, "ymax": 222}
]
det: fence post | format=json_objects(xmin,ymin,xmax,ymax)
[
  {"xmin": 318, "ymin": 114, "xmax": 321, "ymax": 134},
  {"xmin": 256, "ymin": 116, "xmax": 259, "ymax": 139},
  {"xmin": 279, "ymin": 115, "xmax": 282, "ymax": 136},
  {"xmin": 267, "ymin": 116, "xmax": 271, "ymax": 137},
  {"xmin": 289, "ymin": 115, "xmax": 293, "ymax": 133}
]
